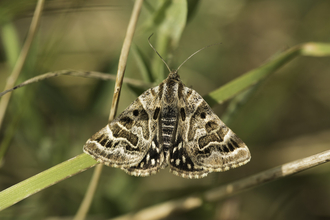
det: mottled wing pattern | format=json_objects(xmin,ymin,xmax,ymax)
[
  {"xmin": 83, "ymin": 85, "xmax": 164, "ymax": 177},
  {"xmin": 84, "ymin": 70, "xmax": 251, "ymax": 179},
  {"xmin": 167, "ymin": 82, "xmax": 209, "ymax": 178},
  {"xmin": 182, "ymin": 86, "xmax": 250, "ymax": 174},
  {"xmin": 169, "ymin": 132, "xmax": 210, "ymax": 179},
  {"xmin": 168, "ymin": 82, "xmax": 250, "ymax": 178}
]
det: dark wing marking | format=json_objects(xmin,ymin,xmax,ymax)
[
  {"xmin": 83, "ymin": 85, "xmax": 162, "ymax": 170},
  {"xmin": 180, "ymin": 86, "xmax": 251, "ymax": 174},
  {"xmin": 122, "ymin": 134, "xmax": 165, "ymax": 176},
  {"xmin": 169, "ymin": 133, "xmax": 209, "ymax": 179}
]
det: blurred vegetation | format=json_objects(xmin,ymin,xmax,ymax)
[{"xmin": 1, "ymin": 0, "xmax": 330, "ymax": 219}]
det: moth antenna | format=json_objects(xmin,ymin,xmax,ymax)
[
  {"xmin": 148, "ymin": 34, "xmax": 172, "ymax": 73},
  {"xmin": 176, "ymin": 43, "xmax": 221, "ymax": 72}
]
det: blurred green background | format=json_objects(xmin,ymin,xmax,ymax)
[{"xmin": 1, "ymin": 0, "xmax": 330, "ymax": 219}]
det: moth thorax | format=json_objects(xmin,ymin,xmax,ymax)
[{"xmin": 160, "ymin": 105, "xmax": 178, "ymax": 151}]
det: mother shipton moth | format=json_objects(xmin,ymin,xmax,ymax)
[{"xmin": 83, "ymin": 37, "xmax": 251, "ymax": 179}]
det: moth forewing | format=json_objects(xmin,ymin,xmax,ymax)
[
  {"xmin": 83, "ymin": 87, "xmax": 159, "ymax": 169},
  {"xmin": 180, "ymin": 88, "xmax": 251, "ymax": 173}
]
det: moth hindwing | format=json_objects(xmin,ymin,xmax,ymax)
[{"xmin": 83, "ymin": 70, "xmax": 251, "ymax": 179}]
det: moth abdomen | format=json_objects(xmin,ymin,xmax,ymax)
[
  {"xmin": 161, "ymin": 105, "xmax": 178, "ymax": 151},
  {"xmin": 161, "ymin": 121, "xmax": 176, "ymax": 150}
]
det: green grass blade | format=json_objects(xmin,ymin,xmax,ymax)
[
  {"xmin": 1, "ymin": 22, "xmax": 20, "ymax": 67},
  {"xmin": 150, "ymin": 0, "xmax": 188, "ymax": 81},
  {"xmin": 132, "ymin": 44, "xmax": 154, "ymax": 83},
  {"xmin": 204, "ymin": 42, "xmax": 330, "ymax": 107},
  {"xmin": 0, "ymin": 153, "xmax": 97, "ymax": 211},
  {"xmin": 0, "ymin": 23, "xmax": 21, "ymax": 163},
  {"xmin": 301, "ymin": 42, "xmax": 330, "ymax": 56}
]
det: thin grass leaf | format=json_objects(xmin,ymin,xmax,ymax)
[
  {"xmin": 0, "ymin": 153, "xmax": 97, "ymax": 211},
  {"xmin": 0, "ymin": 23, "xmax": 21, "ymax": 163},
  {"xmin": 0, "ymin": 70, "xmax": 153, "ymax": 98},
  {"xmin": 146, "ymin": 0, "xmax": 188, "ymax": 81},
  {"xmin": 1, "ymin": 23, "xmax": 20, "ymax": 67},
  {"xmin": 132, "ymin": 44, "xmax": 154, "ymax": 83},
  {"xmin": 301, "ymin": 42, "xmax": 330, "ymax": 56},
  {"xmin": 204, "ymin": 42, "xmax": 330, "ymax": 107}
]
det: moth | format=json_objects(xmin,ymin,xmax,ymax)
[{"xmin": 83, "ymin": 41, "xmax": 251, "ymax": 179}]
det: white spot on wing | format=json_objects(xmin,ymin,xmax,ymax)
[
  {"xmin": 176, "ymin": 159, "xmax": 180, "ymax": 166},
  {"xmin": 178, "ymin": 142, "xmax": 182, "ymax": 150},
  {"xmin": 223, "ymin": 130, "xmax": 233, "ymax": 144}
]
